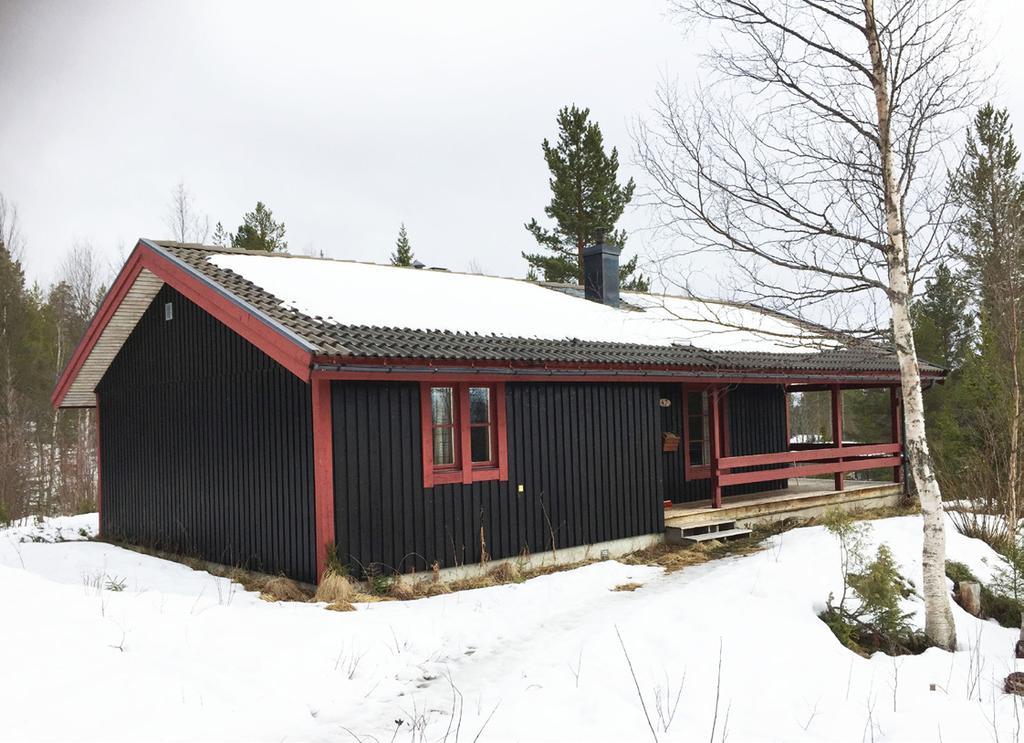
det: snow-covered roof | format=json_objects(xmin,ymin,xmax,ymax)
[{"xmin": 206, "ymin": 252, "xmax": 835, "ymax": 355}]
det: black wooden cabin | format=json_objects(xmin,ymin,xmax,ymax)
[{"xmin": 54, "ymin": 239, "xmax": 940, "ymax": 583}]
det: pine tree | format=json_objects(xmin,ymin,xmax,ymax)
[
  {"xmin": 523, "ymin": 106, "xmax": 647, "ymax": 291},
  {"xmin": 210, "ymin": 222, "xmax": 231, "ymax": 248},
  {"xmin": 231, "ymin": 202, "xmax": 287, "ymax": 252},
  {"xmin": 391, "ymin": 223, "xmax": 415, "ymax": 266}
]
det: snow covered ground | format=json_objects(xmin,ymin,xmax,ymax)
[{"xmin": 1, "ymin": 513, "xmax": 1020, "ymax": 743}]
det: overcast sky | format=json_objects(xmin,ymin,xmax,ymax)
[{"xmin": 1, "ymin": 1, "xmax": 1022, "ymax": 289}]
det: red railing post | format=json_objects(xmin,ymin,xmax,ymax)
[
  {"xmin": 831, "ymin": 384, "xmax": 844, "ymax": 491},
  {"xmin": 709, "ymin": 386, "xmax": 722, "ymax": 508},
  {"xmin": 890, "ymin": 386, "xmax": 903, "ymax": 484}
]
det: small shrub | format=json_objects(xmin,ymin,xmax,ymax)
[
  {"xmin": 365, "ymin": 564, "xmax": 394, "ymax": 596},
  {"xmin": 105, "ymin": 576, "xmax": 127, "ymax": 592},
  {"xmin": 820, "ymin": 510, "xmax": 924, "ymax": 655},
  {"xmin": 324, "ymin": 545, "xmax": 348, "ymax": 577}
]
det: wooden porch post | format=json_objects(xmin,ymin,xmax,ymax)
[
  {"xmin": 312, "ymin": 377, "xmax": 336, "ymax": 582},
  {"xmin": 709, "ymin": 386, "xmax": 722, "ymax": 507},
  {"xmin": 890, "ymin": 385, "xmax": 903, "ymax": 484},
  {"xmin": 831, "ymin": 384, "xmax": 844, "ymax": 491}
]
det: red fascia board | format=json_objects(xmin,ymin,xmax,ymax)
[
  {"xmin": 312, "ymin": 355, "xmax": 939, "ymax": 385},
  {"xmin": 52, "ymin": 240, "xmax": 314, "ymax": 408},
  {"xmin": 311, "ymin": 367, "xmax": 916, "ymax": 386},
  {"xmin": 51, "ymin": 246, "xmax": 147, "ymax": 407}
]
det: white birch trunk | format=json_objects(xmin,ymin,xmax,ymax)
[{"xmin": 865, "ymin": 0, "xmax": 956, "ymax": 650}]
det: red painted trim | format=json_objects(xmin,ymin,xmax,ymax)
[
  {"xmin": 831, "ymin": 384, "xmax": 844, "ymax": 491},
  {"xmin": 313, "ymin": 354, "xmax": 944, "ymax": 383},
  {"xmin": 420, "ymin": 382, "xmax": 436, "ymax": 488},
  {"xmin": 684, "ymin": 384, "xmax": 733, "ymax": 483},
  {"xmin": 709, "ymin": 386, "xmax": 722, "ymax": 508},
  {"xmin": 718, "ymin": 443, "xmax": 900, "ymax": 469},
  {"xmin": 95, "ymin": 402, "xmax": 102, "ymax": 538},
  {"xmin": 312, "ymin": 367, "xmax": 928, "ymax": 387},
  {"xmin": 52, "ymin": 246, "xmax": 146, "ymax": 407},
  {"xmin": 52, "ymin": 240, "xmax": 313, "ymax": 408},
  {"xmin": 890, "ymin": 387, "xmax": 903, "ymax": 484},
  {"xmin": 419, "ymin": 381, "xmax": 509, "ymax": 488},
  {"xmin": 719, "ymin": 456, "xmax": 902, "ymax": 487},
  {"xmin": 496, "ymin": 382, "xmax": 508, "ymax": 481},
  {"xmin": 311, "ymin": 378, "xmax": 336, "ymax": 581}
]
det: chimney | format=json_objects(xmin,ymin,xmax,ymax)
[{"xmin": 582, "ymin": 229, "xmax": 621, "ymax": 307}]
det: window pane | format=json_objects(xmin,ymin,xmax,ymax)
[
  {"xmin": 431, "ymin": 387, "xmax": 454, "ymax": 426},
  {"xmin": 689, "ymin": 441, "xmax": 705, "ymax": 465},
  {"xmin": 470, "ymin": 425, "xmax": 492, "ymax": 463},
  {"xmin": 702, "ymin": 439, "xmax": 711, "ymax": 465},
  {"xmin": 433, "ymin": 426, "xmax": 455, "ymax": 465},
  {"xmin": 688, "ymin": 415, "xmax": 705, "ymax": 441},
  {"xmin": 469, "ymin": 387, "xmax": 491, "ymax": 424},
  {"xmin": 687, "ymin": 391, "xmax": 707, "ymax": 416}
]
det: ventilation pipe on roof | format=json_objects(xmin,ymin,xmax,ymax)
[{"xmin": 582, "ymin": 229, "xmax": 621, "ymax": 308}]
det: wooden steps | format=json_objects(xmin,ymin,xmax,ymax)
[{"xmin": 665, "ymin": 519, "xmax": 752, "ymax": 546}]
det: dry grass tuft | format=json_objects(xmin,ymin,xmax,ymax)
[
  {"xmin": 314, "ymin": 570, "xmax": 356, "ymax": 604},
  {"xmin": 260, "ymin": 576, "xmax": 311, "ymax": 602},
  {"xmin": 487, "ymin": 560, "xmax": 522, "ymax": 583},
  {"xmin": 326, "ymin": 599, "xmax": 356, "ymax": 612},
  {"xmin": 388, "ymin": 577, "xmax": 417, "ymax": 601},
  {"xmin": 612, "ymin": 582, "xmax": 644, "ymax": 592}
]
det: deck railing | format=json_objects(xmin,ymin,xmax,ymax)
[{"xmin": 715, "ymin": 443, "xmax": 902, "ymax": 488}]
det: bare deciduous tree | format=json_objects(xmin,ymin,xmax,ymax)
[
  {"xmin": 165, "ymin": 181, "xmax": 210, "ymax": 244},
  {"xmin": 636, "ymin": 0, "xmax": 984, "ymax": 649}
]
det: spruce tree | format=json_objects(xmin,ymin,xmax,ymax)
[
  {"xmin": 231, "ymin": 202, "xmax": 287, "ymax": 252},
  {"xmin": 523, "ymin": 106, "xmax": 647, "ymax": 291},
  {"xmin": 948, "ymin": 104, "xmax": 1024, "ymax": 527},
  {"xmin": 391, "ymin": 223, "xmax": 415, "ymax": 266}
]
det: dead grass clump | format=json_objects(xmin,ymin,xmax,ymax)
[
  {"xmin": 487, "ymin": 560, "xmax": 522, "ymax": 583},
  {"xmin": 448, "ymin": 573, "xmax": 498, "ymax": 592},
  {"xmin": 613, "ymin": 582, "xmax": 644, "ymax": 592},
  {"xmin": 314, "ymin": 569, "xmax": 356, "ymax": 604},
  {"xmin": 622, "ymin": 542, "xmax": 715, "ymax": 573},
  {"xmin": 260, "ymin": 576, "xmax": 310, "ymax": 602},
  {"xmin": 326, "ymin": 599, "xmax": 356, "ymax": 612},
  {"xmin": 388, "ymin": 577, "xmax": 417, "ymax": 601}
]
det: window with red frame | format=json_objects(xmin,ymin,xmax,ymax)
[
  {"xmin": 421, "ymin": 382, "xmax": 508, "ymax": 487},
  {"xmin": 682, "ymin": 386, "xmax": 729, "ymax": 480}
]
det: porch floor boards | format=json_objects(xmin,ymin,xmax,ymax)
[{"xmin": 664, "ymin": 478, "xmax": 903, "ymax": 529}]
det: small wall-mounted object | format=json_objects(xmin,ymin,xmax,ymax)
[
  {"xmin": 600, "ymin": 549, "xmax": 610, "ymax": 560},
  {"xmin": 659, "ymin": 398, "xmax": 672, "ymax": 408},
  {"xmin": 164, "ymin": 302, "xmax": 173, "ymax": 321},
  {"xmin": 662, "ymin": 432, "xmax": 681, "ymax": 453},
  {"xmin": 517, "ymin": 484, "xmax": 524, "ymax": 493}
]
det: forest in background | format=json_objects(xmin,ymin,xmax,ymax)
[{"xmin": 4, "ymin": 101, "xmax": 1024, "ymax": 528}]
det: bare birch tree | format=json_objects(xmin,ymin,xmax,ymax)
[
  {"xmin": 165, "ymin": 181, "xmax": 210, "ymax": 244},
  {"xmin": 636, "ymin": 0, "xmax": 984, "ymax": 649}
]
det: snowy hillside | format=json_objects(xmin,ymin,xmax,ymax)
[{"xmin": 0, "ymin": 513, "xmax": 1019, "ymax": 742}]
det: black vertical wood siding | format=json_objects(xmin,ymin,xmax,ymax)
[
  {"xmin": 96, "ymin": 285, "xmax": 316, "ymax": 582},
  {"xmin": 660, "ymin": 383, "xmax": 789, "ymax": 503},
  {"xmin": 331, "ymin": 381, "xmax": 663, "ymax": 576}
]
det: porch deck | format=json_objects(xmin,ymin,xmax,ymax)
[{"xmin": 664, "ymin": 478, "xmax": 903, "ymax": 530}]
